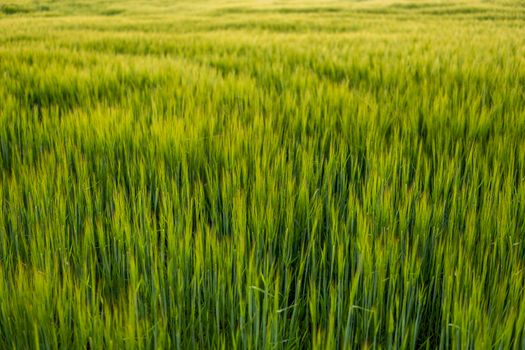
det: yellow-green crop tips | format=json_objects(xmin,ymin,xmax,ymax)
[{"xmin": 1, "ymin": 0, "xmax": 525, "ymax": 348}]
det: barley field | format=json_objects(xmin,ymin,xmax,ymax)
[{"xmin": 1, "ymin": 0, "xmax": 525, "ymax": 348}]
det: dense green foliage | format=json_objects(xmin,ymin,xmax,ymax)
[{"xmin": 1, "ymin": 0, "xmax": 525, "ymax": 348}]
